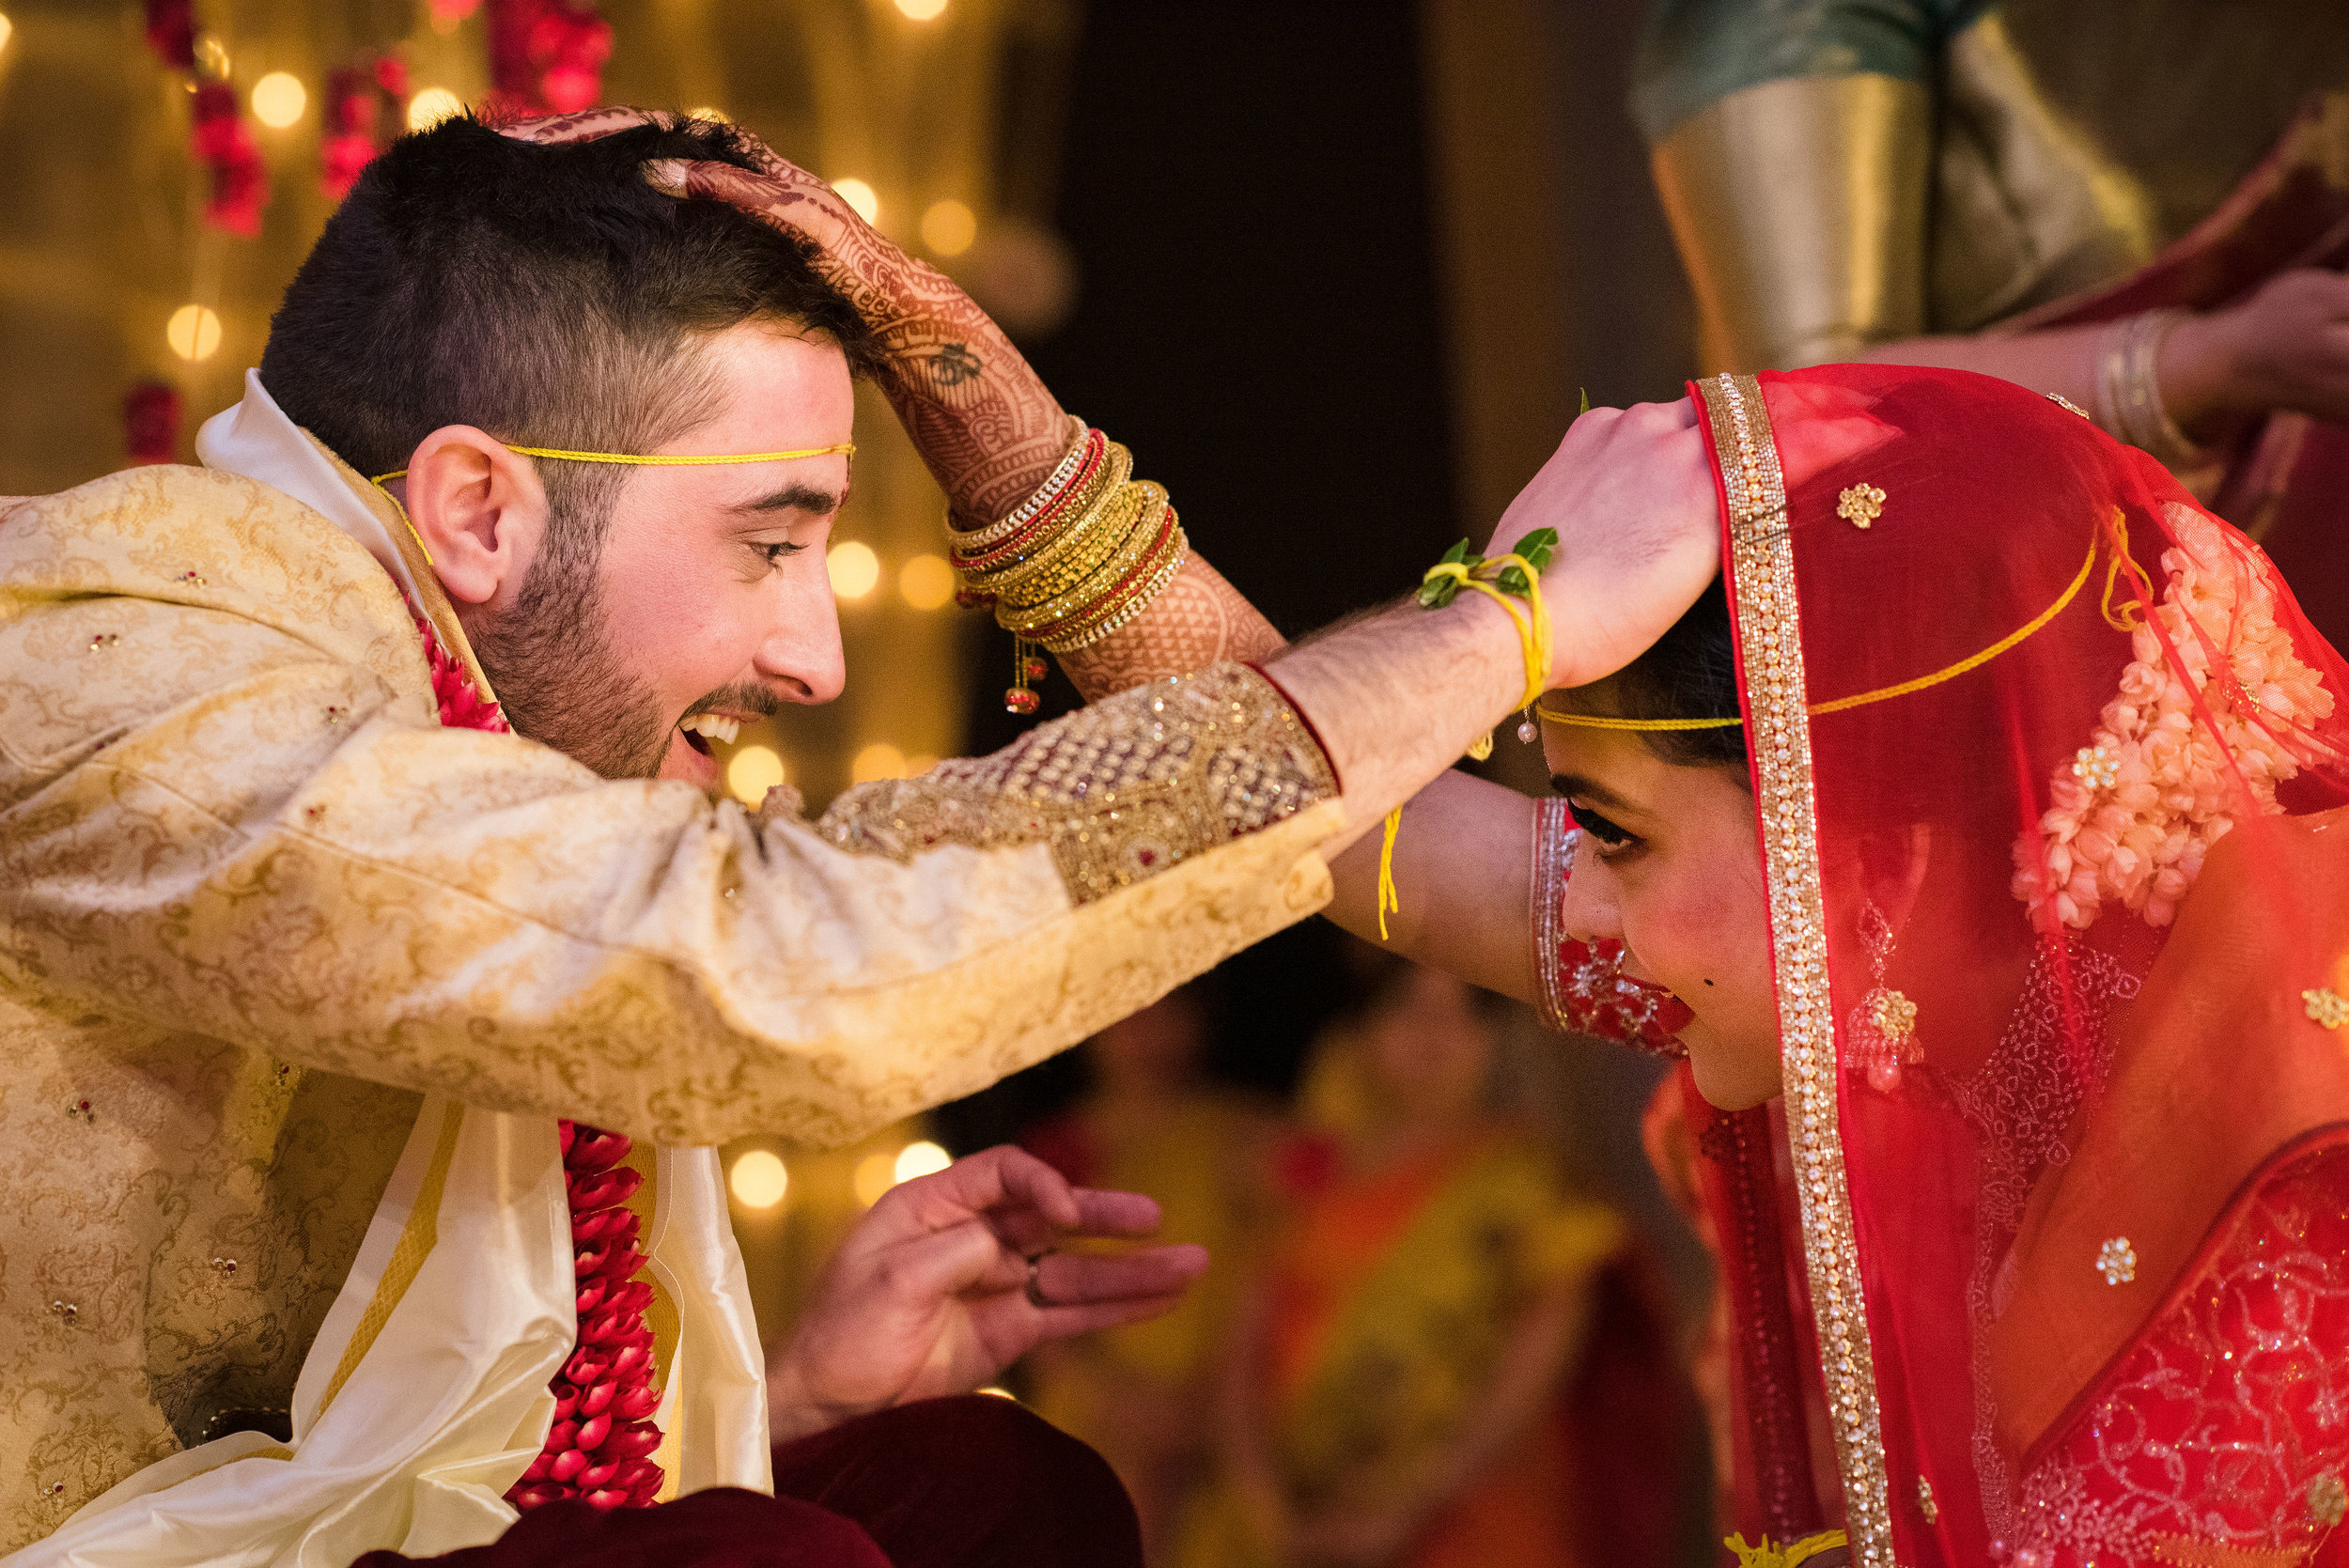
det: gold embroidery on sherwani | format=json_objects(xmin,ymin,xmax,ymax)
[
  {"xmin": 0, "ymin": 464, "xmax": 1345, "ymax": 1543},
  {"xmin": 1700, "ymin": 373, "xmax": 1896, "ymax": 1568},
  {"xmin": 810, "ymin": 666, "xmax": 1338, "ymax": 904}
]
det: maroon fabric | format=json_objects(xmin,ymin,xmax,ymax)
[
  {"xmin": 349, "ymin": 1488, "xmax": 890, "ymax": 1568},
  {"xmin": 1561, "ymin": 1250, "xmax": 1708, "ymax": 1568},
  {"xmin": 350, "ymin": 1394, "xmax": 1138, "ymax": 1568},
  {"xmin": 770, "ymin": 1395, "xmax": 1143, "ymax": 1568}
]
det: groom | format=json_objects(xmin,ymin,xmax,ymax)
[{"xmin": 0, "ymin": 114, "xmax": 1714, "ymax": 1563}]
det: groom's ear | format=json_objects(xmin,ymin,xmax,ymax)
[{"xmin": 398, "ymin": 427, "xmax": 552, "ymax": 609}]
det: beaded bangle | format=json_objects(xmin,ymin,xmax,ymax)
[
  {"xmin": 950, "ymin": 435, "xmax": 1119, "ymax": 574},
  {"xmin": 961, "ymin": 446, "xmax": 1137, "ymax": 594},
  {"xmin": 955, "ymin": 425, "xmax": 1194, "ymax": 712},
  {"xmin": 997, "ymin": 484, "xmax": 1170, "ymax": 635},
  {"xmin": 1003, "ymin": 481, "xmax": 1150, "ymax": 601},
  {"xmin": 1019, "ymin": 502, "xmax": 1184, "ymax": 650},
  {"xmin": 1047, "ymin": 523, "xmax": 1189, "ymax": 653},
  {"xmin": 950, "ymin": 417, "xmax": 1092, "ymax": 551}
]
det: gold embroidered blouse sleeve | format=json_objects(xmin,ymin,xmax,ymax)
[
  {"xmin": 1650, "ymin": 73, "xmax": 1932, "ymax": 372},
  {"xmin": 0, "ymin": 468, "xmax": 1343, "ymax": 1148}
]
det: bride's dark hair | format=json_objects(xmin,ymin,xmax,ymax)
[{"xmin": 1554, "ymin": 577, "xmax": 1747, "ymax": 769}]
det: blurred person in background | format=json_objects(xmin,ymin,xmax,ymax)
[
  {"xmin": 1636, "ymin": 0, "xmax": 2349, "ymax": 643},
  {"xmin": 1019, "ymin": 987, "xmax": 1283, "ymax": 1562},
  {"xmin": 1178, "ymin": 953, "xmax": 1691, "ymax": 1568}
]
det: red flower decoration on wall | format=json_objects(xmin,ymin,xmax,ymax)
[
  {"xmin": 486, "ymin": 0, "xmax": 612, "ymax": 116},
  {"xmin": 189, "ymin": 78, "xmax": 267, "ymax": 237},
  {"xmin": 143, "ymin": 0, "xmax": 196, "ymax": 70},
  {"xmin": 124, "ymin": 381, "xmax": 183, "ymax": 466}
]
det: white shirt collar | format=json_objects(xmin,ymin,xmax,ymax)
[{"xmin": 195, "ymin": 368, "xmax": 427, "ymax": 606}]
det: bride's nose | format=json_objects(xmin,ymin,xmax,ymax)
[{"xmin": 1556, "ymin": 838, "xmax": 1625, "ymax": 945}]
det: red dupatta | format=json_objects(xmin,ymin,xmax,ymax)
[{"xmin": 1563, "ymin": 365, "xmax": 2349, "ymax": 1567}]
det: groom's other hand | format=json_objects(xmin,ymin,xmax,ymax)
[
  {"xmin": 1487, "ymin": 396, "xmax": 1717, "ymax": 692},
  {"xmin": 765, "ymin": 1144, "xmax": 1207, "ymax": 1442}
]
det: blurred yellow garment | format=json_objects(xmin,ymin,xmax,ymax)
[
  {"xmin": 1033, "ymin": 1094, "xmax": 1268, "ymax": 1389},
  {"xmin": 1024, "ymin": 1088, "xmax": 1271, "ymax": 1554},
  {"xmin": 1179, "ymin": 1127, "xmax": 1625, "ymax": 1568}
]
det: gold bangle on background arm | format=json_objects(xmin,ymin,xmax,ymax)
[{"xmin": 951, "ymin": 426, "xmax": 1196, "ymax": 713}]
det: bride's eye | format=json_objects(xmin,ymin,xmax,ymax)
[{"xmin": 1565, "ymin": 799, "xmax": 1638, "ymax": 853}]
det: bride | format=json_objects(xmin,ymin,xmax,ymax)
[{"xmin": 667, "ymin": 124, "xmax": 2349, "ymax": 1568}]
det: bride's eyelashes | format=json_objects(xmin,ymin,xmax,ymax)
[{"xmin": 1564, "ymin": 799, "xmax": 1639, "ymax": 854}]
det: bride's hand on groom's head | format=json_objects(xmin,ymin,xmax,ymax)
[
  {"xmin": 490, "ymin": 108, "xmax": 881, "ymax": 278},
  {"xmin": 1487, "ymin": 396, "xmax": 1718, "ymax": 694}
]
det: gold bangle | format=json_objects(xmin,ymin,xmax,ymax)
[
  {"xmin": 1042, "ymin": 524, "xmax": 1190, "ymax": 653},
  {"xmin": 952, "ymin": 435, "xmax": 1119, "ymax": 573},
  {"xmin": 969, "ymin": 443, "xmax": 1137, "ymax": 596},
  {"xmin": 997, "ymin": 483, "xmax": 1170, "ymax": 633},
  {"xmin": 950, "ymin": 416, "xmax": 1091, "ymax": 551},
  {"xmin": 994, "ymin": 483, "xmax": 1151, "ymax": 606},
  {"xmin": 998, "ymin": 512, "xmax": 1162, "ymax": 635},
  {"xmin": 1019, "ymin": 495, "xmax": 1182, "ymax": 646}
]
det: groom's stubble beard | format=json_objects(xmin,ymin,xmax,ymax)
[{"xmin": 467, "ymin": 532, "xmax": 675, "ymax": 781}]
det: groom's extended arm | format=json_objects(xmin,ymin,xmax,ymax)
[{"xmin": 664, "ymin": 135, "xmax": 1712, "ymax": 1004}]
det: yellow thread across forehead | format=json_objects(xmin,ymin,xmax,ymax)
[
  {"xmin": 368, "ymin": 440, "xmax": 856, "ymax": 485},
  {"xmin": 1539, "ymin": 529, "xmax": 2099, "ymax": 732}
]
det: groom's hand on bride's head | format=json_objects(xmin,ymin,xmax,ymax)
[{"xmin": 1487, "ymin": 396, "xmax": 1717, "ymax": 693}]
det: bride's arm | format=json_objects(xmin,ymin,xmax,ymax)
[
  {"xmin": 677, "ymin": 139, "xmax": 1545, "ymax": 1000},
  {"xmin": 1062, "ymin": 570, "xmax": 1538, "ymax": 999}
]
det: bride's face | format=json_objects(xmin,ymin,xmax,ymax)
[{"xmin": 1544, "ymin": 724, "xmax": 1781, "ymax": 1109}]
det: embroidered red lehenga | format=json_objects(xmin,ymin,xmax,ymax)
[{"xmin": 1537, "ymin": 365, "xmax": 2349, "ymax": 1568}]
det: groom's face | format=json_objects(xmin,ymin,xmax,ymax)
[{"xmin": 466, "ymin": 321, "xmax": 857, "ymax": 787}]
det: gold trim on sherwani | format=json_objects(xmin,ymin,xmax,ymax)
[
  {"xmin": 1697, "ymin": 372, "xmax": 1895, "ymax": 1566},
  {"xmin": 811, "ymin": 665, "xmax": 1336, "ymax": 904}
]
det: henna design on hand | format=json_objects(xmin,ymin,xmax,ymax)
[
  {"xmin": 676, "ymin": 156, "xmax": 1069, "ymax": 520},
  {"xmin": 1058, "ymin": 555, "xmax": 1287, "ymax": 701}
]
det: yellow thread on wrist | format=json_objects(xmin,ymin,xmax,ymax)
[
  {"xmin": 1419, "ymin": 553, "xmax": 1550, "ymax": 711},
  {"xmin": 1725, "ymin": 1530, "xmax": 1848, "ymax": 1568},
  {"xmin": 1388, "ymin": 549, "xmax": 1549, "ymax": 935},
  {"xmin": 1377, "ymin": 807, "xmax": 1404, "ymax": 942}
]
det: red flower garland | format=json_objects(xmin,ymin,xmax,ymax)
[
  {"xmin": 143, "ymin": 0, "xmax": 196, "ymax": 70},
  {"xmin": 144, "ymin": 1, "xmax": 269, "ymax": 238},
  {"xmin": 411, "ymin": 609, "xmax": 666, "ymax": 1512},
  {"xmin": 190, "ymin": 81, "xmax": 267, "ymax": 237}
]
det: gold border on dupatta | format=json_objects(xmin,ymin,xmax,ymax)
[{"xmin": 1698, "ymin": 373, "xmax": 1896, "ymax": 1565}]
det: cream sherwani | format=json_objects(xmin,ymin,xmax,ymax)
[{"xmin": 0, "ymin": 378, "xmax": 1345, "ymax": 1560}]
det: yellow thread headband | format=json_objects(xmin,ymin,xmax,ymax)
[
  {"xmin": 368, "ymin": 441, "xmax": 856, "ymax": 485},
  {"xmin": 1539, "ymin": 528, "xmax": 2105, "ymax": 732}
]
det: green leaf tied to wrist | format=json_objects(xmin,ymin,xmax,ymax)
[
  {"xmin": 1515, "ymin": 525, "xmax": 1559, "ymax": 573},
  {"xmin": 1417, "ymin": 538, "xmax": 1474, "ymax": 609}
]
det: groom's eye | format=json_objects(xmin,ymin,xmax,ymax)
[{"xmin": 1565, "ymin": 799, "xmax": 1636, "ymax": 850}]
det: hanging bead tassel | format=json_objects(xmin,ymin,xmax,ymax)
[{"xmin": 1003, "ymin": 635, "xmax": 1042, "ymax": 715}]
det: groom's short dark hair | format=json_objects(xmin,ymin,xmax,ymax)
[{"xmin": 259, "ymin": 115, "xmax": 878, "ymax": 558}]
